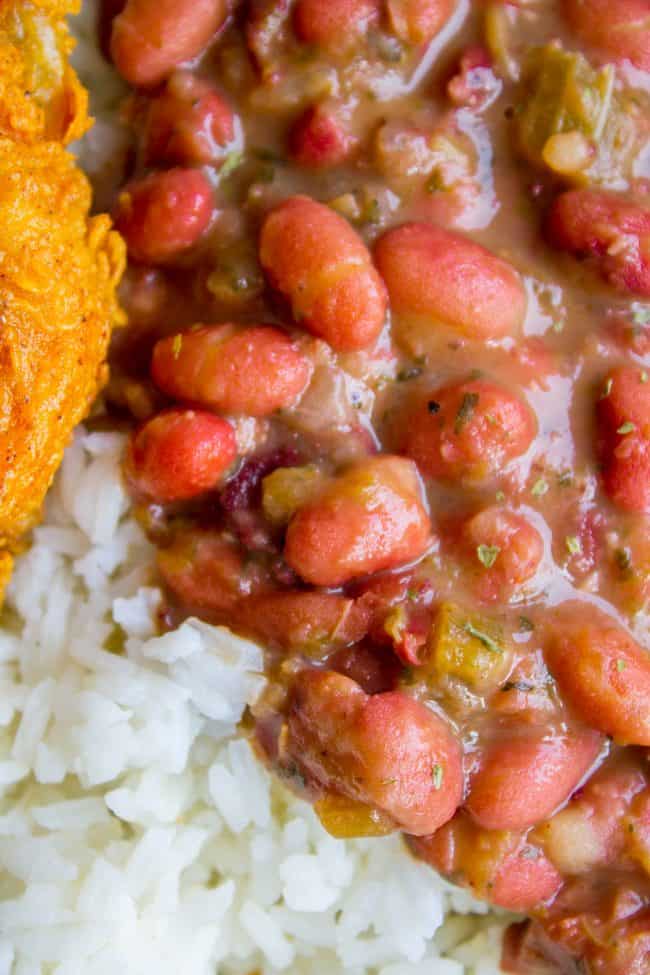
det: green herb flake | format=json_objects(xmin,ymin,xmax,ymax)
[
  {"xmin": 616, "ymin": 659, "xmax": 627, "ymax": 673},
  {"xmin": 641, "ymin": 371, "xmax": 649, "ymax": 384},
  {"xmin": 455, "ymin": 392, "xmax": 479, "ymax": 434},
  {"xmin": 601, "ymin": 377, "xmax": 613, "ymax": 399},
  {"xmin": 557, "ymin": 470, "xmax": 573, "ymax": 487},
  {"xmin": 431, "ymin": 763, "xmax": 444, "ymax": 790},
  {"xmin": 220, "ymin": 149, "xmax": 244, "ymax": 179},
  {"xmin": 633, "ymin": 307, "xmax": 650, "ymax": 325},
  {"xmin": 477, "ymin": 544, "xmax": 500, "ymax": 568},
  {"xmin": 463, "ymin": 622, "xmax": 502, "ymax": 654},
  {"xmin": 617, "ymin": 421, "xmax": 636, "ymax": 435},
  {"xmin": 532, "ymin": 478, "xmax": 549, "ymax": 497},
  {"xmin": 551, "ymin": 320, "xmax": 564, "ymax": 333},
  {"xmin": 381, "ymin": 777, "xmax": 398, "ymax": 786},
  {"xmin": 566, "ymin": 535, "xmax": 582, "ymax": 556},
  {"xmin": 172, "ymin": 334, "xmax": 183, "ymax": 360},
  {"xmin": 495, "ymin": 490, "xmax": 506, "ymax": 503},
  {"xmin": 518, "ymin": 616, "xmax": 535, "ymax": 632}
]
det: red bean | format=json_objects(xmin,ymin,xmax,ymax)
[
  {"xmin": 289, "ymin": 104, "xmax": 353, "ymax": 169},
  {"xmin": 235, "ymin": 591, "xmax": 369, "ymax": 653},
  {"xmin": 596, "ymin": 365, "xmax": 650, "ymax": 513},
  {"xmin": 157, "ymin": 530, "xmax": 269, "ymax": 618},
  {"xmin": 113, "ymin": 169, "xmax": 213, "ymax": 264},
  {"xmin": 410, "ymin": 816, "xmax": 563, "ymax": 912},
  {"xmin": 143, "ymin": 71, "xmax": 237, "ymax": 166},
  {"xmin": 110, "ymin": 0, "xmax": 228, "ymax": 87},
  {"xmin": 386, "ymin": 0, "xmax": 456, "ymax": 45},
  {"xmin": 490, "ymin": 847, "xmax": 563, "ymax": 912},
  {"xmin": 284, "ymin": 455, "xmax": 432, "ymax": 586},
  {"xmin": 462, "ymin": 506, "xmax": 544, "ymax": 602},
  {"xmin": 465, "ymin": 728, "xmax": 604, "ymax": 831},
  {"xmin": 259, "ymin": 195, "xmax": 388, "ymax": 351},
  {"xmin": 285, "ymin": 669, "xmax": 463, "ymax": 835},
  {"xmin": 546, "ymin": 189, "xmax": 650, "ymax": 297},
  {"xmin": 537, "ymin": 760, "xmax": 646, "ymax": 876},
  {"xmin": 151, "ymin": 324, "xmax": 312, "ymax": 416},
  {"xmin": 124, "ymin": 409, "xmax": 236, "ymax": 502},
  {"xmin": 402, "ymin": 379, "xmax": 537, "ymax": 484},
  {"xmin": 545, "ymin": 610, "xmax": 650, "ymax": 746},
  {"xmin": 293, "ymin": 0, "xmax": 380, "ymax": 49},
  {"xmin": 564, "ymin": 0, "xmax": 650, "ymax": 71},
  {"xmin": 374, "ymin": 222, "xmax": 526, "ymax": 340}
]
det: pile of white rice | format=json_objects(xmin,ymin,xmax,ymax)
[
  {"xmin": 0, "ymin": 7, "xmax": 509, "ymax": 972},
  {"xmin": 0, "ymin": 432, "xmax": 506, "ymax": 975}
]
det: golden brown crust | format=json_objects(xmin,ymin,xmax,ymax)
[{"xmin": 0, "ymin": 0, "xmax": 125, "ymax": 570}]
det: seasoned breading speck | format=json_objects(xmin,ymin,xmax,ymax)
[{"xmin": 0, "ymin": 0, "xmax": 125, "ymax": 594}]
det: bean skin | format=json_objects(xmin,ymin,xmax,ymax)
[
  {"xmin": 143, "ymin": 72, "xmax": 237, "ymax": 166},
  {"xmin": 151, "ymin": 324, "xmax": 312, "ymax": 416},
  {"xmin": 285, "ymin": 669, "xmax": 464, "ymax": 835},
  {"xmin": 110, "ymin": 0, "xmax": 228, "ymax": 88},
  {"xmin": 462, "ymin": 506, "xmax": 544, "ymax": 602},
  {"xmin": 546, "ymin": 189, "xmax": 650, "ymax": 298},
  {"xmin": 374, "ymin": 222, "xmax": 526, "ymax": 340},
  {"xmin": 596, "ymin": 365, "xmax": 650, "ymax": 513},
  {"xmin": 113, "ymin": 169, "xmax": 213, "ymax": 265},
  {"xmin": 259, "ymin": 195, "xmax": 388, "ymax": 351},
  {"xmin": 157, "ymin": 530, "xmax": 269, "ymax": 619},
  {"xmin": 284, "ymin": 455, "xmax": 432, "ymax": 587},
  {"xmin": 234, "ymin": 591, "xmax": 369, "ymax": 654},
  {"xmin": 386, "ymin": 0, "xmax": 456, "ymax": 45},
  {"xmin": 465, "ymin": 728, "xmax": 604, "ymax": 831},
  {"xmin": 411, "ymin": 817, "xmax": 563, "ymax": 912},
  {"xmin": 402, "ymin": 378, "xmax": 537, "ymax": 485},
  {"xmin": 564, "ymin": 0, "xmax": 650, "ymax": 72},
  {"xmin": 124, "ymin": 409, "xmax": 236, "ymax": 502},
  {"xmin": 289, "ymin": 104, "xmax": 353, "ymax": 169},
  {"xmin": 545, "ymin": 610, "xmax": 650, "ymax": 746},
  {"xmin": 293, "ymin": 0, "xmax": 380, "ymax": 50}
]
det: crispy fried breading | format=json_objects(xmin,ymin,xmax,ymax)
[{"xmin": 0, "ymin": 0, "xmax": 125, "ymax": 594}]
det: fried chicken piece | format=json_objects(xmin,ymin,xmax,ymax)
[{"xmin": 0, "ymin": 0, "xmax": 125, "ymax": 595}]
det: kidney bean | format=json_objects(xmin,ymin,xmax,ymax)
[
  {"xmin": 110, "ymin": 0, "xmax": 228, "ymax": 87},
  {"xmin": 143, "ymin": 71, "xmax": 237, "ymax": 166},
  {"xmin": 293, "ymin": 0, "xmax": 380, "ymax": 50},
  {"xmin": 402, "ymin": 378, "xmax": 537, "ymax": 484},
  {"xmin": 151, "ymin": 324, "xmax": 312, "ymax": 416},
  {"xmin": 462, "ymin": 506, "xmax": 544, "ymax": 602},
  {"xmin": 284, "ymin": 455, "xmax": 432, "ymax": 586},
  {"xmin": 235, "ymin": 591, "xmax": 369, "ymax": 654},
  {"xmin": 544, "ymin": 609, "xmax": 650, "ymax": 746},
  {"xmin": 564, "ymin": 0, "xmax": 650, "ymax": 72},
  {"xmin": 113, "ymin": 168, "xmax": 213, "ymax": 264},
  {"xmin": 465, "ymin": 728, "xmax": 604, "ymax": 831},
  {"xmin": 157, "ymin": 530, "xmax": 270, "ymax": 618},
  {"xmin": 285, "ymin": 669, "xmax": 463, "ymax": 834},
  {"xmin": 546, "ymin": 189, "xmax": 650, "ymax": 297},
  {"xmin": 386, "ymin": 0, "xmax": 456, "ymax": 45},
  {"xmin": 537, "ymin": 760, "xmax": 646, "ymax": 875},
  {"xmin": 596, "ymin": 365, "xmax": 650, "ymax": 513},
  {"xmin": 289, "ymin": 103, "xmax": 353, "ymax": 168},
  {"xmin": 124, "ymin": 408, "xmax": 236, "ymax": 502},
  {"xmin": 374, "ymin": 221, "xmax": 526, "ymax": 340},
  {"xmin": 259, "ymin": 195, "xmax": 388, "ymax": 351},
  {"xmin": 411, "ymin": 815, "xmax": 563, "ymax": 912}
]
